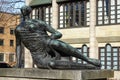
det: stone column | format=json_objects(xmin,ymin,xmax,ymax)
[
  {"xmin": 89, "ymin": 0, "xmax": 98, "ymax": 59},
  {"xmin": 52, "ymin": 0, "xmax": 58, "ymax": 29}
]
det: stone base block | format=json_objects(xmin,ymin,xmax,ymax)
[{"xmin": 0, "ymin": 68, "xmax": 114, "ymax": 80}]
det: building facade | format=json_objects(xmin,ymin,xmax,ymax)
[
  {"xmin": 25, "ymin": 0, "xmax": 120, "ymax": 71},
  {"xmin": 0, "ymin": 12, "xmax": 20, "ymax": 66}
]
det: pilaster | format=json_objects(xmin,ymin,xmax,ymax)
[
  {"xmin": 89, "ymin": 0, "xmax": 98, "ymax": 59},
  {"xmin": 52, "ymin": 0, "xmax": 58, "ymax": 29}
]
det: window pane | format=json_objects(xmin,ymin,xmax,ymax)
[
  {"xmin": 113, "ymin": 52, "xmax": 118, "ymax": 56},
  {"xmin": 0, "ymin": 53, "xmax": 4, "ymax": 61},
  {"xmin": 107, "ymin": 62, "xmax": 111, "ymax": 65},
  {"xmin": 113, "ymin": 57, "xmax": 118, "ymax": 60},
  {"xmin": 0, "ymin": 27, "xmax": 4, "ymax": 34},
  {"xmin": 82, "ymin": 45, "xmax": 88, "ymax": 57},
  {"xmin": 78, "ymin": 59, "xmax": 81, "ymax": 63},
  {"xmin": 113, "ymin": 66, "xmax": 118, "ymax": 69},
  {"xmin": 101, "ymin": 53, "xmax": 105, "ymax": 56},
  {"xmin": 0, "ymin": 39, "xmax": 4, "ymax": 46},
  {"xmin": 107, "ymin": 66, "xmax": 111, "ymax": 69},
  {"xmin": 10, "ymin": 28, "xmax": 14, "ymax": 35},
  {"xmin": 113, "ymin": 62, "xmax": 118, "ymax": 65},
  {"xmin": 83, "ymin": 61, "xmax": 87, "ymax": 64},
  {"xmin": 101, "ymin": 61, "xmax": 105, "ymax": 65},
  {"xmin": 113, "ymin": 48, "xmax": 118, "ymax": 52},
  {"xmin": 83, "ymin": 53, "xmax": 87, "ymax": 56},
  {"xmin": 107, "ymin": 52, "xmax": 111, "ymax": 56},
  {"xmin": 9, "ymin": 54, "xmax": 14, "ymax": 62},
  {"xmin": 101, "ymin": 57, "xmax": 105, "ymax": 60},
  {"xmin": 78, "ymin": 49, "xmax": 82, "ymax": 52},
  {"xmin": 100, "ymin": 48, "xmax": 105, "ymax": 52},
  {"xmin": 101, "ymin": 66, "xmax": 105, "ymax": 69},
  {"xmin": 107, "ymin": 57, "xmax": 111, "ymax": 60},
  {"xmin": 45, "ymin": 7, "xmax": 52, "ymax": 25},
  {"xmin": 10, "ymin": 40, "xmax": 14, "ymax": 46},
  {"xmin": 106, "ymin": 45, "xmax": 111, "ymax": 52},
  {"xmin": 83, "ymin": 46, "xmax": 87, "ymax": 52}
]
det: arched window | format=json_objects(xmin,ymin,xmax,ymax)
[
  {"xmin": 99, "ymin": 43, "xmax": 120, "ymax": 70},
  {"xmin": 82, "ymin": 45, "xmax": 89, "ymax": 64},
  {"xmin": 76, "ymin": 44, "xmax": 89, "ymax": 64},
  {"xmin": 82, "ymin": 45, "xmax": 89, "ymax": 57},
  {"xmin": 106, "ymin": 44, "xmax": 112, "ymax": 69}
]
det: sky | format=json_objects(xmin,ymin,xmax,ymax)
[{"xmin": 0, "ymin": 0, "xmax": 25, "ymax": 14}]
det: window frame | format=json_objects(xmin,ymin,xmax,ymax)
[
  {"xmin": 72, "ymin": 44, "xmax": 89, "ymax": 64},
  {"xmin": 10, "ymin": 28, "xmax": 15, "ymax": 35},
  {"xmin": 0, "ymin": 53, "xmax": 4, "ymax": 61},
  {"xmin": 96, "ymin": 0, "xmax": 120, "ymax": 26},
  {"xmin": 0, "ymin": 27, "xmax": 4, "ymax": 34},
  {"xmin": 58, "ymin": 1, "xmax": 89, "ymax": 29},
  {"xmin": 31, "ymin": 5, "xmax": 52, "ymax": 26},
  {"xmin": 0, "ymin": 39, "xmax": 4, "ymax": 46},
  {"xmin": 99, "ymin": 44, "xmax": 120, "ymax": 70},
  {"xmin": 10, "ymin": 40, "xmax": 14, "ymax": 46},
  {"xmin": 9, "ymin": 54, "xmax": 14, "ymax": 62}
]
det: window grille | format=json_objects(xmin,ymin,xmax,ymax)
[
  {"xmin": 10, "ymin": 28, "xmax": 14, "ymax": 35},
  {"xmin": 0, "ymin": 39, "xmax": 4, "ymax": 46},
  {"xmin": 31, "ymin": 5, "xmax": 52, "ymax": 26},
  {"xmin": 10, "ymin": 40, "xmax": 14, "ymax": 46},
  {"xmin": 9, "ymin": 54, "xmax": 14, "ymax": 62},
  {"xmin": 0, "ymin": 53, "xmax": 4, "ymax": 61},
  {"xmin": 96, "ymin": 0, "xmax": 120, "ymax": 25},
  {"xmin": 58, "ymin": 1, "xmax": 90, "ymax": 28},
  {"xmin": 0, "ymin": 27, "xmax": 4, "ymax": 34},
  {"xmin": 99, "ymin": 44, "xmax": 120, "ymax": 70},
  {"xmin": 72, "ymin": 44, "xmax": 89, "ymax": 64}
]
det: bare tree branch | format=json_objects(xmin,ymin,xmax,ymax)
[{"xmin": 0, "ymin": 0, "xmax": 25, "ymax": 25}]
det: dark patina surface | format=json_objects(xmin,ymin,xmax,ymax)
[{"xmin": 15, "ymin": 6, "xmax": 101, "ymax": 69}]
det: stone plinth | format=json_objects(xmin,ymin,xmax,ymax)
[{"xmin": 0, "ymin": 68, "xmax": 114, "ymax": 80}]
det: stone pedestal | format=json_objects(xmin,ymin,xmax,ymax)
[{"xmin": 0, "ymin": 68, "xmax": 114, "ymax": 80}]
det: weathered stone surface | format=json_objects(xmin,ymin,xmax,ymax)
[{"xmin": 0, "ymin": 68, "xmax": 114, "ymax": 80}]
